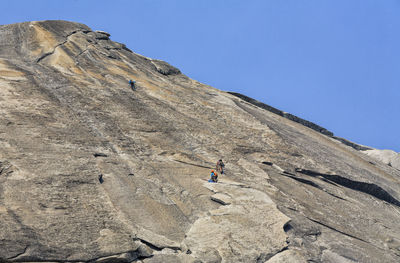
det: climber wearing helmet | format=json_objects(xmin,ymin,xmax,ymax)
[{"xmin": 208, "ymin": 170, "xmax": 218, "ymax": 183}]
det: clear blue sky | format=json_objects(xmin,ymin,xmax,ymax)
[{"xmin": 2, "ymin": 0, "xmax": 399, "ymax": 151}]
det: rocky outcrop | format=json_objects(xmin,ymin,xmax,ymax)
[
  {"xmin": 228, "ymin": 92, "xmax": 334, "ymax": 136},
  {"xmin": 363, "ymin": 149, "xmax": 400, "ymax": 170},
  {"xmin": 184, "ymin": 179, "xmax": 291, "ymax": 263},
  {"xmin": 228, "ymin": 92, "xmax": 372, "ymax": 151},
  {"xmin": 0, "ymin": 20, "xmax": 399, "ymax": 262},
  {"xmin": 331, "ymin": 136, "xmax": 372, "ymax": 151},
  {"xmin": 150, "ymin": 59, "xmax": 181, "ymax": 76}
]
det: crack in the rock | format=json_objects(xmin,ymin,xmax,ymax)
[
  {"xmin": 260, "ymin": 246, "xmax": 288, "ymax": 262},
  {"xmin": 7, "ymin": 249, "xmax": 142, "ymax": 263},
  {"xmin": 306, "ymin": 217, "xmax": 369, "ymax": 244},
  {"xmin": 75, "ymin": 48, "xmax": 90, "ymax": 59},
  {"xmin": 319, "ymin": 177, "xmax": 339, "ymax": 187},
  {"xmin": 86, "ymin": 250, "xmax": 141, "ymax": 263},
  {"xmin": 296, "ymin": 169, "xmax": 400, "ymax": 207},
  {"xmin": 132, "ymin": 237, "xmax": 181, "ymax": 252},
  {"xmin": 173, "ymin": 159, "xmax": 213, "ymax": 169},
  {"xmin": 325, "ymin": 191, "xmax": 347, "ymax": 201},
  {"xmin": 279, "ymin": 172, "xmax": 347, "ymax": 201},
  {"xmin": 104, "ymin": 47, "xmax": 123, "ymax": 51},
  {"xmin": 93, "ymin": 153, "xmax": 108, "ymax": 158},
  {"xmin": 6, "ymin": 245, "xmax": 29, "ymax": 260},
  {"xmin": 36, "ymin": 49, "xmax": 60, "ymax": 63},
  {"xmin": 284, "ymin": 173, "xmax": 322, "ymax": 189},
  {"xmin": 227, "ymin": 235, "xmax": 241, "ymax": 257},
  {"xmin": 210, "ymin": 196, "xmax": 230, "ymax": 205},
  {"xmin": 36, "ymin": 30, "xmax": 82, "ymax": 63}
]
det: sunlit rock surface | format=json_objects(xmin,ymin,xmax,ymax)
[
  {"xmin": 0, "ymin": 20, "xmax": 399, "ymax": 262},
  {"xmin": 363, "ymin": 149, "xmax": 400, "ymax": 170}
]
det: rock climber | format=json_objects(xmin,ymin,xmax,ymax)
[
  {"xmin": 129, "ymin": 79, "xmax": 136, "ymax": 90},
  {"xmin": 208, "ymin": 170, "xmax": 218, "ymax": 183},
  {"xmin": 216, "ymin": 159, "xmax": 225, "ymax": 174}
]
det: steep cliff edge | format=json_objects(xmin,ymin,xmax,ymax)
[{"xmin": 0, "ymin": 20, "xmax": 399, "ymax": 263}]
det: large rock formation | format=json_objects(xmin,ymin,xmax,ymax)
[{"xmin": 0, "ymin": 20, "xmax": 399, "ymax": 262}]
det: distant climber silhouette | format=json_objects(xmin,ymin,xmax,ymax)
[
  {"xmin": 216, "ymin": 159, "xmax": 225, "ymax": 174},
  {"xmin": 129, "ymin": 79, "xmax": 136, "ymax": 91},
  {"xmin": 98, "ymin": 174, "xmax": 104, "ymax": 184}
]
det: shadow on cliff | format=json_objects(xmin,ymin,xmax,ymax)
[{"xmin": 295, "ymin": 168, "xmax": 400, "ymax": 207}]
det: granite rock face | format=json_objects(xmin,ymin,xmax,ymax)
[
  {"xmin": 363, "ymin": 149, "xmax": 400, "ymax": 170},
  {"xmin": 0, "ymin": 20, "xmax": 399, "ymax": 262},
  {"xmin": 228, "ymin": 92, "xmax": 373, "ymax": 151}
]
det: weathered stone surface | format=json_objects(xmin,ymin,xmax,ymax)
[
  {"xmin": 363, "ymin": 149, "xmax": 400, "ymax": 170},
  {"xmin": 0, "ymin": 20, "xmax": 399, "ymax": 263},
  {"xmin": 184, "ymin": 179, "xmax": 290, "ymax": 263},
  {"xmin": 331, "ymin": 136, "xmax": 372, "ymax": 151},
  {"xmin": 228, "ymin": 92, "xmax": 373, "ymax": 151},
  {"xmin": 265, "ymin": 249, "xmax": 306, "ymax": 263},
  {"xmin": 95, "ymin": 30, "xmax": 111, "ymax": 38},
  {"xmin": 94, "ymin": 251, "xmax": 138, "ymax": 263},
  {"xmin": 321, "ymin": 250, "xmax": 357, "ymax": 263},
  {"xmin": 0, "ymin": 160, "xmax": 16, "ymax": 177},
  {"xmin": 228, "ymin": 92, "xmax": 335, "ymax": 137},
  {"xmin": 150, "ymin": 59, "xmax": 181, "ymax": 75},
  {"xmin": 210, "ymin": 193, "xmax": 232, "ymax": 205}
]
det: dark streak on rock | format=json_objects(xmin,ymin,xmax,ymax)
[
  {"xmin": 68, "ymin": 179, "xmax": 95, "ymax": 185},
  {"xmin": 282, "ymin": 171, "xmax": 295, "ymax": 176},
  {"xmin": 306, "ymin": 217, "xmax": 368, "ymax": 244},
  {"xmin": 296, "ymin": 169, "xmax": 400, "ymax": 207},
  {"xmin": 286, "ymin": 174, "xmax": 323, "ymax": 190},
  {"xmin": 279, "ymin": 171, "xmax": 347, "ymax": 201},
  {"xmin": 283, "ymin": 222, "xmax": 293, "ymax": 232},
  {"xmin": 6, "ymin": 245, "xmax": 29, "ymax": 260},
  {"xmin": 325, "ymin": 192, "xmax": 347, "ymax": 201},
  {"xmin": 174, "ymin": 159, "xmax": 213, "ymax": 169},
  {"xmin": 210, "ymin": 196, "xmax": 229, "ymax": 206},
  {"xmin": 319, "ymin": 177, "xmax": 339, "ymax": 187},
  {"xmin": 98, "ymin": 174, "xmax": 104, "ymax": 184},
  {"xmin": 278, "ymin": 172, "xmax": 322, "ymax": 190},
  {"xmin": 262, "ymin": 161, "xmax": 273, "ymax": 166},
  {"xmin": 132, "ymin": 237, "xmax": 181, "ymax": 252},
  {"xmin": 93, "ymin": 153, "xmax": 108, "ymax": 158}
]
